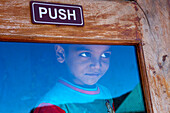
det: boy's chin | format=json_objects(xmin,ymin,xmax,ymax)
[{"xmin": 84, "ymin": 80, "xmax": 99, "ymax": 86}]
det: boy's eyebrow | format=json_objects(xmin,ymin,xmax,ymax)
[
  {"xmin": 104, "ymin": 48, "xmax": 112, "ymax": 52},
  {"xmin": 75, "ymin": 46, "xmax": 92, "ymax": 51},
  {"xmin": 75, "ymin": 46, "xmax": 112, "ymax": 52}
]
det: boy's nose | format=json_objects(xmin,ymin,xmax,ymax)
[{"xmin": 90, "ymin": 59, "xmax": 101, "ymax": 69}]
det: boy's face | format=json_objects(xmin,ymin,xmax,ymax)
[{"xmin": 64, "ymin": 45, "xmax": 111, "ymax": 86}]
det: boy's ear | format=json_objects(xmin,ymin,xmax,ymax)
[{"xmin": 55, "ymin": 45, "xmax": 65, "ymax": 63}]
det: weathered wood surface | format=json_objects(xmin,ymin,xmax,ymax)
[
  {"xmin": 0, "ymin": 0, "xmax": 141, "ymax": 40},
  {"xmin": 136, "ymin": 0, "xmax": 170, "ymax": 113},
  {"xmin": 0, "ymin": 0, "xmax": 169, "ymax": 113}
]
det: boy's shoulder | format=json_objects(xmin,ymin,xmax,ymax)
[
  {"xmin": 36, "ymin": 81, "xmax": 74, "ymax": 106},
  {"xmin": 97, "ymin": 84, "xmax": 113, "ymax": 99}
]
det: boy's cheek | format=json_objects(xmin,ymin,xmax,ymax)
[
  {"xmin": 74, "ymin": 59, "xmax": 90, "ymax": 65},
  {"xmin": 102, "ymin": 64, "xmax": 110, "ymax": 72},
  {"xmin": 102, "ymin": 61, "xmax": 110, "ymax": 67}
]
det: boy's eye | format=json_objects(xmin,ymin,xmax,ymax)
[
  {"xmin": 101, "ymin": 53, "xmax": 111, "ymax": 58},
  {"xmin": 79, "ymin": 52, "xmax": 91, "ymax": 57}
]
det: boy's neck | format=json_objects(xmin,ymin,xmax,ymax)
[{"xmin": 62, "ymin": 77, "xmax": 97, "ymax": 89}]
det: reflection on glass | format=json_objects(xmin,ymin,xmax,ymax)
[{"xmin": 0, "ymin": 42, "xmax": 146, "ymax": 113}]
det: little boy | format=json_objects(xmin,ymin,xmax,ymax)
[{"xmin": 32, "ymin": 44, "xmax": 115, "ymax": 113}]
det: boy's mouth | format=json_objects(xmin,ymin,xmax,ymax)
[{"xmin": 85, "ymin": 73, "xmax": 100, "ymax": 76}]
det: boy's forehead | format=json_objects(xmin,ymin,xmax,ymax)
[{"xmin": 68, "ymin": 44, "xmax": 111, "ymax": 51}]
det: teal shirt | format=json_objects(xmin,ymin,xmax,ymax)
[{"xmin": 37, "ymin": 78, "xmax": 114, "ymax": 113}]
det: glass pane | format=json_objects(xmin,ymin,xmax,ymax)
[{"xmin": 0, "ymin": 42, "xmax": 146, "ymax": 113}]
